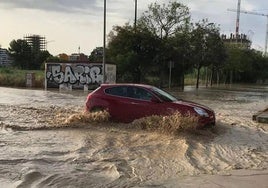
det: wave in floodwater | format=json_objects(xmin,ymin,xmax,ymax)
[{"xmin": 0, "ymin": 86, "xmax": 267, "ymax": 187}]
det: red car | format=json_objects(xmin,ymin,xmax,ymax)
[{"xmin": 85, "ymin": 84, "xmax": 215, "ymax": 127}]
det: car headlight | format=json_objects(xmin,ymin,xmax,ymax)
[{"xmin": 194, "ymin": 107, "xmax": 209, "ymax": 117}]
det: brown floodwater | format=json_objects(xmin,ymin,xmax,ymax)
[{"xmin": 0, "ymin": 85, "xmax": 267, "ymax": 187}]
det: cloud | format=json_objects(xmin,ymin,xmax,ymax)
[
  {"xmin": 0, "ymin": 0, "xmax": 102, "ymax": 15},
  {"xmin": 0, "ymin": 0, "xmax": 266, "ymax": 54}
]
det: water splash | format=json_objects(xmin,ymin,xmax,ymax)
[
  {"xmin": 61, "ymin": 110, "xmax": 199, "ymax": 135},
  {"xmin": 64, "ymin": 111, "xmax": 110, "ymax": 125},
  {"xmin": 1, "ymin": 105, "xmax": 200, "ymax": 136},
  {"xmin": 131, "ymin": 112, "xmax": 198, "ymax": 135}
]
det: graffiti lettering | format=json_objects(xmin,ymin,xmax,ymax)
[
  {"xmin": 46, "ymin": 64, "xmax": 103, "ymax": 86},
  {"xmin": 46, "ymin": 65, "xmax": 64, "ymax": 83}
]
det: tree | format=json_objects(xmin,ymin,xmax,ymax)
[
  {"xmin": 139, "ymin": 1, "xmax": 190, "ymax": 39},
  {"xmin": 164, "ymin": 32, "xmax": 192, "ymax": 89},
  {"xmin": 37, "ymin": 50, "xmax": 51, "ymax": 70},
  {"xmin": 205, "ymin": 31, "xmax": 227, "ymax": 86},
  {"xmin": 88, "ymin": 47, "xmax": 104, "ymax": 62},
  {"xmin": 108, "ymin": 24, "xmax": 160, "ymax": 83},
  {"xmin": 224, "ymin": 47, "xmax": 238, "ymax": 83},
  {"xmin": 224, "ymin": 48, "xmax": 268, "ymax": 83},
  {"xmin": 190, "ymin": 19, "xmax": 225, "ymax": 88},
  {"xmin": 251, "ymin": 51, "xmax": 268, "ymax": 83},
  {"xmin": 8, "ymin": 39, "xmax": 51, "ymax": 70},
  {"xmin": 8, "ymin": 39, "xmax": 32, "ymax": 69},
  {"xmin": 138, "ymin": 1, "xmax": 191, "ymax": 87}
]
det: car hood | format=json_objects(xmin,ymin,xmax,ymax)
[{"xmin": 173, "ymin": 100, "xmax": 214, "ymax": 112}]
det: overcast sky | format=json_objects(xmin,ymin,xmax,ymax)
[{"xmin": 0, "ymin": 0, "xmax": 267, "ymax": 55}]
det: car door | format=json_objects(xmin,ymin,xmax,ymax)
[
  {"xmin": 104, "ymin": 85, "xmax": 168, "ymax": 122},
  {"xmin": 104, "ymin": 86, "xmax": 135, "ymax": 121},
  {"xmin": 124, "ymin": 86, "xmax": 162, "ymax": 121}
]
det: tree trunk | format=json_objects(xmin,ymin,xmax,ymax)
[
  {"xmin": 180, "ymin": 62, "xmax": 185, "ymax": 91},
  {"xmin": 159, "ymin": 66, "xmax": 165, "ymax": 88},
  {"xmin": 230, "ymin": 70, "xmax": 233, "ymax": 85},
  {"xmin": 205, "ymin": 67, "xmax": 209, "ymax": 88},
  {"xmin": 196, "ymin": 66, "xmax": 201, "ymax": 89},
  {"xmin": 216, "ymin": 70, "xmax": 220, "ymax": 86},
  {"xmin": 181, "ymin": 73, "xmax": 185, "ymax": 91},
  {"xmin": 210, "ymin": 67, "xmax": 214, "ymax": 87}
]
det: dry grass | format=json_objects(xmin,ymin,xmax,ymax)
[{"xmin": 0, "ymin": 67, "xmax": 44, "ymax": 87}]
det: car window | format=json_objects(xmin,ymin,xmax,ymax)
[
  {"xmin": 151, "ymin": 87, "xmax": 178, "ymax": 102},
  {"xmin": 127, "ymin": 86, "xmax": 152, "ymax": 101},
  {"xmin": 105, "ymin": 86, "xmax": 127, "ymax": 97}
]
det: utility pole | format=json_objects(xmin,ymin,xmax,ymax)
[
  {"xmin": 134, "ymin": 0, "xmax": 137, "ymax": 28},
  {"xmin": 103, "ymin": 0, "xmax": 106, "ymax": 83}
]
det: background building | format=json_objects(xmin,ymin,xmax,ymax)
[
  {"xmin": 221, "ymin": 33, "xmax": 251, "ymax": 49},
  {"xmin": 0, "ymin": 47, "xmax": 11, "ymax": 66},
  {"xmin": 69, "ymin": 53, "xmax": 88, "ymax": 61},
  {"xmin": 24, "ymin": 34, "xmax": 47, "ymax": 52}
]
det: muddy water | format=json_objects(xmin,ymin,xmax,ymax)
[{"xmin": 0, "ymin": 86, "xmax": 267, "ymax": 187}]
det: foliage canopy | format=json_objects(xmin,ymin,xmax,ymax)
[{"xmin": 8, "ymin": 39, "xmax": 51, "ymax": 70}]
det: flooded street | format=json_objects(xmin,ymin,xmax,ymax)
[{"xmin": 0, "ymin": 86, "xmax": 268, "ymax": 187}]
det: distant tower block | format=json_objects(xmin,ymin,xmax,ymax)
[{"xmin": 24, "ymin": 34, "xmax": 46, "ymax": 52}]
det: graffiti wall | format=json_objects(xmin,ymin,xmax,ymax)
[{"xmin": 45, "ymin": 62, "xmax": 116, "ymax": 90}]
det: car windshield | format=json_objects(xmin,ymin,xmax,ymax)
[{"xmin": 151, "ymin": 87, "xmax": 178, "ymax": 102}]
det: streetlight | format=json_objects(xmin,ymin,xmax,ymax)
[{"xmin": 103, "ymin": 0, "xmax": 106, "ymax": 84}]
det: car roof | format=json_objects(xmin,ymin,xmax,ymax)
[{"xmin": 100, "ymin": 83, "xmax": 154, "ymax": 89}]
